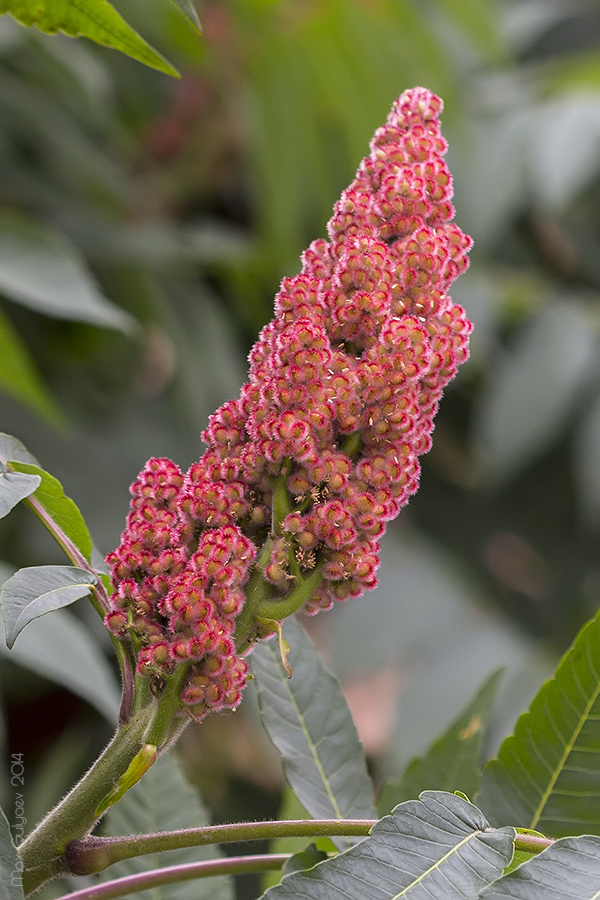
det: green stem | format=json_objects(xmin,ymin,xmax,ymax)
[
  {"xmin": 513, "ymin": 833, "xmax": 554, "ymax": 854},
  {"xmin": 19, "ymin": 707, "xmax": 155, "ymax": 895},
  {"xmin": 55, "ymin": 854, "xmax": 291, "ymax": 900},
  {"xmin": 66, "ymin": 818, "xmax": 376, "ymax": 875},
  {"xmin": 19, "ymin": 669, "xmax": 189, "ymax": 897},
  {"xmin": 256, "ymin": 565, "xmax": 323, "ymax": 620}
]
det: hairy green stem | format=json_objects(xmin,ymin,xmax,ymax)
[
  {"xmin": 19, "ymin": 669, "xmax": 189, "ymax": 897},
  {"xmin": 66, "ymin": 818, "xmax": 376, "ymax": 875},
  {"xmin": 55, "ymin": 854, "xmax": 291, "ymax": 900},
  {"xmin": 513, "ymin": 833, "xmax": 554, "ymax": 853}
]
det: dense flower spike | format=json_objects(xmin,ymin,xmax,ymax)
[{"xmin": 107, "ymin": 87, "xmax": 472, "ymax": 719}]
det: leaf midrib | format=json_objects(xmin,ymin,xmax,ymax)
[{"xmin": 530, "ymin": 662, "xmax": 600, "ymax": 830}]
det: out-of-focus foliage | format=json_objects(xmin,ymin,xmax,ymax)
[
  {"xmin": 0, "ymin": 0, "xmax": 186, "ymax": 76},
  {"xmin": 3, "ymin": 1, "xmax": 600, "ymax": 896}
]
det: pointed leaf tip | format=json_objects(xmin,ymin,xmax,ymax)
[{"xmin": 0, "ymin": 0, "xmax": 180, "ymax": 77}]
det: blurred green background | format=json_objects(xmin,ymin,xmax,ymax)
[{"xmin": 2, "ymin": 0, "xmax": 600, "ymax": 896}]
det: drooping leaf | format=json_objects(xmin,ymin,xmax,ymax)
[
  {"xmin": 377, "ymin": 669, "xmax": 503, "ymax": 815},
  {"xmin": 0, "ymin": 465, "xmax": 40, "ymax": 520},
  {"xmin": 0, "ymin": 0, "xmax": 179, "ymax": 77},
  {"xmin": 480, "ymin": 835, "xmax": 600, "ymax": 899},
  {"xmin": 7, "ymin": 462, "xmax": 92, "ymax": 563},
  {"xmin": 0, "ymin": 805, "xmax": 23, "ymax": 900},
  {"xmin": 0, "ymin": 212, "xmax": 137, "ymax": 333},
  {"xmin": 167, "ymin": 0, "xmax": 201, "ymax": 33},
  {"xmin": 0, "ymin": 565, "xmax": 97, "ymax": 648},
  {"xmin": 475, "ymin": 299, "xmax": 598, "ymax": 482},
  {"xmin": 0, "ymin": 306, "xmax": 64, "ymax": 426},
  {"xmin": 101, "ymin": 751, "xmax": 234, "ymax": 900},
  {"xmin": 477, "ymin": 607, "xmax": 600, "ymax": 837},
  {"xmin": 261, "ymin": 791, "xmax": 514, "ymax": 900},
  {"xmin": 0, "ymin": 592, "xmax": 119, "ymax": 721},
  {"xmin": 251, "ymin": 617, "xmax": 376, "ymax": 850}
]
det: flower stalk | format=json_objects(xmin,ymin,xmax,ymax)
[{"xmin": 17, "ymin": 86, "xmax": 475, "ymax": 895}]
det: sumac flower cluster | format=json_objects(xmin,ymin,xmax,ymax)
[{"xmin": 106, "ymin": 87, "xmax": 472, "ymax": 720}]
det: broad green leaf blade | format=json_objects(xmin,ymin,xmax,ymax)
[
  {"xmin": 0, "ymin": 306, "xmax": 64, "ymax": 426},
  {"xmin": 377, "ymin": 670, "xmax": 503, "ymax": 815},
  {"xmin": 262, "ymin": 792, "xmax": 514, "ymax": 900},
  {"xmin": 168, "ymin": 0, "xmax": 201, "ymax": 33},
  {"xmin": 0, "ymin": 466, "xmax": 40, "ymax": 519},
  {"xmin": 8, "ymin": 462, "xmax": 92, "ymax": 563},
  {"xmin": 477, "ymin": 608, "xmax": 600, "ymax": 837},
  {"xmin": 0, "ymin": 591, "xmax": 119, "ymax": 721},
  {"xmin": 480, "ymin": 835, "xmax": 600, "ymax": 899},
  {"xmin": 0, "ymin": 212, "xmax": 137, "ymax": 333},
  {"xmin": 0, "ymin": 0, "xmax": 179, "ymax": 77},
  {"xmin": 101, "ymin": 752, "xmax": 234, "ymax": 900},
  {"xmin": 0, "ymin": 805, "xmax": 23, "ymax": 900},
  {"xmin": 0, "ymin": 565, "xmax": 97, "ymax": 648},
  {"xmin": 251, "ymin": 617, "xmax": 376, "ymax": 850}
]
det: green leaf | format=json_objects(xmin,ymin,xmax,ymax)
[
  {"xmin": 477, "ymin": 607, "xmax": 600, "ymax": 837},
  {"xmin": 261, "ymin": 792, "xmax": 514, "ymax": 900},
  {"xmin": 282, "ymin": 844, "xmax": 328, "ymax": 878},
  {"xmin": 101, "ymin": 751, "xmax": 234, "ymax": 900},
  {"xmin": 167, "ymin": 0, "xmax": 201, "ymax": 34},
  {"xmin": 0, "ymin": 580, "xmax": 119, "ymax": 722},
  {"xmin": 0, "ymin": 306, "xmax": 64, "ymax": 426},
  {"xmin": 0, "ymin": 0, "xmax": 179, "ymax": 77},
  {"xmin": 8, "ymin": 462, "xmax": 93, "ymax": 563},
  {"xmin": 377, "ymin": 669, "xmax": 503, "ymax": 815},
  {"xmin": 480, "ymin": 835, "xmax": 600, "ymax": 899},
  {"xmin": 0, "ymin": 212, "xmax": 137, "ymax": 333},
  {"xmin": 0, "ymin": 565, "xmax": 97, "ymax": 648},
  {"xmin": 0, "ymin": 466, "xmax": 40, "ymax": 520},
  {"xmin": 0, "ymin": 805, "xmax": 23, "ymax": 900},
  {"xmin": 251, "ymin": 617, "xmax": 376, "ymax": 850}
]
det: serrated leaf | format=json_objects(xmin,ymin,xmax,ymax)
[
  {"xmin": 8, "ymin": 462, "xmax": 92, "ymax": 563},
  {"xmin": 0, "ymin": 565, "xmax": 97, "ymax": 648},
  {"xmin": 480, "ymin": 835, "xmax": 600, "ymax": 899},
  {"xmin": 0, "ymin": 580, "xmax": 119, "ymax": 722},
  {"xmin": 0, "ymin": 467, "xmax": 40, "ymax": 520},
  {"xmin": 101, "ymin": 752, "xmax": 233, "ymax": 900},
  {"xmin": 0, "ymin": 0, "xmax": 179, "ymax": 77},
  {"xmin": 377, "ymin": 669, "xmax": 503, "ymax": 815},
  {"xmin": 168, "ymin": 0, "xmax": 201, "ymax": 33},
  {"xmin": 0, "ymin": 306, "xmax": 64, "ymax": 426},
  {"xmin": 475, "ymin": 299, "xmax": 598, "ymax": 482},
  {"xmin": 0, "ymin": 211, "xmax": 137, "ymax": 333},
  {"xmin": 0, "ymin": 805, "xmax": 23, "ymax": 900},
  {"xmin": 251, "ymin": 617, "xmax": 376, "ymax": 851},
  {"xmin": 477, "ymin": 607, "xmax": 600, "ymax": 837},
  {"xmin": 261, "ymin": 791, "xmax": 514, "ymax": 900}
]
